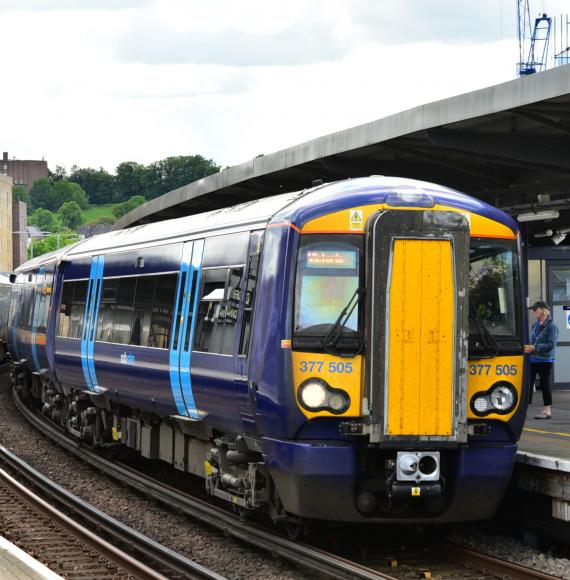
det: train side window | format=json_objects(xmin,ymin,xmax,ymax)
[
  {"xmin": 194, "ymin": 269, "xmax": 227, "ymax": 353},
  {"xmin": 130, "ymin": 276, "xmax": 156, "ymax": 347},
  {"xmin": 25, "ymin": 275, "xmax": 37, "ymax": 331},
  {"xmin": 112, "ymin": 277, "xmax": 137, "ymax": 344},
  {"xmin": 57, "ymin": 281, "xmax": 75, "ymax": 337},
  {"xmin": 37, "ymin": 266, "xmax": 55, "ymax": 334},
  {"xmin": 221, "ymin": 268, "xmax": 243, "ymax": 355},
  {"xmin": 194, "ymin": 267, "xmax": 243, "ymax": 355},
  {"xmin": 69, "ymin": 280, "xmax": 88, "ymax": 339},
  {"xmin": 96, "ymin": 279, "xmax": 119, "ymax": 343},
  {"xmin": 149, "ymin": 274, "xmax": 178, "ymax": 349}
]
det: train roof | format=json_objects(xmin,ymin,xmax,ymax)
[{"xmin": 15, "ymin": 176, "xmax": 518, "ymax": 269}]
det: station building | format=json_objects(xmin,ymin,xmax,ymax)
[
  {"xmin": 2, "ymin": 151, "xmax": 48, "ymax": 191},
  {"xmin": 0, "ymin": 174, "xmax": 13, "ymax": 271}
]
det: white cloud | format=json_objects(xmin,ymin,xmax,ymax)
[
  {"xmin": 0, "ymin": 0, "xmax": 562, "ymax": 175},
  {"xmin": 0, "ymin": 0, "xmax": 151, "ymax": 11}
]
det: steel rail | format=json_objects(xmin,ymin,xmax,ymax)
[
  {"xmin": 0, "ymin": 442, "xmax": 225, "ymax": 580},
  {"xmin": 0, "ymin": 460, "xmax": 166, "ymax": 579},
  {"xmin": 13, "ymin": 386, "xmax": 396, "ymax": 580},
  {"xmin": 440, "ymin": 543, "xmax": 563, "ymax": 580}
]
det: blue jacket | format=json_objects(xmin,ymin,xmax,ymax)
[{"xmin": 530, "ymin": 317, "xmax": 559, "ymax": 363}]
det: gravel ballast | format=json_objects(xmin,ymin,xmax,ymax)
[{"xmin": 0, "ymin": 372, "xmax": 313, "ymax": 580}]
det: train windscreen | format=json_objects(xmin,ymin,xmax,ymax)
[{"xmin": 469, "ymin": 238, "xmax": 520, "ymax": 341}]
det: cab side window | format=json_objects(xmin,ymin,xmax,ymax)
[{"xmin": 194, "ymin": 267, "xmax": 243, "ymax": 355}]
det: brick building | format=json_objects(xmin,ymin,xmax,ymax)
[
  {"xmin": 2, "ymin": 151, "xmax": 48, "ymax": 191},
  {"xmin": 12, "ymin": 199, "xmax": 27, "ymax": 269},
  {"xmin": 0, "ymin": 174, "xmax": 13, "ymax": 271}
]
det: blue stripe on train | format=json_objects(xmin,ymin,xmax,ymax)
[
  {"xmin": 81, "ymin": 260, "xmax": 97, "ymax": 389},
  {"xmin": 87, "ymin": 256, "xmax": 104, "ymax": 393},
  {"xmin": 179, "ymin": 240, "xmax": 204, "ymax": 419},
  {"xmin": 169, "ymin": 240, "xmax": 204, "ymax": 418},
  {"xmin": 81, "ymin": 256, "xmax": 104, "ymax": 392},
  {"xmin": 169, "ymin": 244, "xmax": 192, "ymax": 415}
]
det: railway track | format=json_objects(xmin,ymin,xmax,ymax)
[
  {"xmin": 0, "ymin": 445, "xmax": 226, "ymax": 579},
  {"xmin": 11, "ymin": 384, "xmax": 564, "ymax": 580}
]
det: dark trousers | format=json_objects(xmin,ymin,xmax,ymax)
[{"xmin": 528, "ymin": 361, "xmax": 553, "ymax": 406}]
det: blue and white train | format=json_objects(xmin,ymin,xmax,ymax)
[{"xmin": 7, "ymin": 176, "xmax": 527, "ymax": 526}]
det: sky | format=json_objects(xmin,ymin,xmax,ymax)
[{"xmin": 0, "ymin": 0, "xmax": 568, "ymax": 173}]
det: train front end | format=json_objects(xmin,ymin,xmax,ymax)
[{"xmin": 260, "ymin": 178, "xmax": 525, "ymax": 523}]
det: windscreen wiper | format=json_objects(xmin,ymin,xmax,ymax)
[
  {"xmin": 323, "ymin": 287, "xmax": 364, "ymax": 358},
  {"xmin": 469, "ymin": 303, "xmax": 500, "ymax": 359}
]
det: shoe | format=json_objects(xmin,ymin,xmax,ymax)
[{"xmin": 534, "ymin": 412, "xmax": 551, "ymax": 419}]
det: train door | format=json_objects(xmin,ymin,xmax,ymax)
[
  {"xmin": 234, "ymin": 231, "xmax": 263, "ymax": 433},
  {"xmin": 30, "ymin": 266, "xmax": 45, "ymax": 372},
  {"xmin": 366, "ymin": 209, "xmax": 470, "ymax": 443},
  {"xmin": 169, "ymin": 240, "xmax": 204, "ymax": 418},
  {"xmin": 190, "ymin": 232, "xmax": 250, "ymax": 432}
]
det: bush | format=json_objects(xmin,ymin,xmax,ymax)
[{"xmin": 112, "ymin": 195, "xmax": 146, "ymax": 219}]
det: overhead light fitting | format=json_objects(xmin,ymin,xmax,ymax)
[
  {"xmin": 534, "ymin": 229, "xmax": 554, "ymax": 238},
  {"xmin": 552, "ymin": 232, "xmax": 567, "ymax": 245},
  {"xmin": 517, "ymin": 210, "xmax": 559, "ymax": 222}
]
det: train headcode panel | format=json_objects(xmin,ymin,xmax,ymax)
[{"xmin": 5, "ymin": 176, "xmax": 525, "ymax": 526}]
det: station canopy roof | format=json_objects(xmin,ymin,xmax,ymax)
[{"xmin": 115, "ymin": 65, "xmax": 570, "ymax": 246}]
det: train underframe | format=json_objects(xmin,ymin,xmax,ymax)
[{"xmin": 11, "ymin": 363, "xmax": 516, "ymax": 526}]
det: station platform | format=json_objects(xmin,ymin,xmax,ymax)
[
  {"xmin": 515, "ymin": 390, "xmax": 570, "ymax": 529},
  {"xmin": 518, "ymin": 390, "xmax": 570, "ymax": 469},
  {"xmin": 0, "ymin": 536, "xmax": 62, "ymax": 579}
]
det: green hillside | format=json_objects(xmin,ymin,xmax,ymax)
[{"xmin": 82, "ymin": 204, "xmax": 117, "ymax": 224}]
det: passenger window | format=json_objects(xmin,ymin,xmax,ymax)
[
  {"xmin": 112, "ymin": 278, "xmax": 137, "ymax": 344},
  {"xmin": 25, "ymin": 274, "xmax": 37, "ymax": 331},
  {"xmin": 96, "ymin": 279, "xmax": 119, "ymax": 343},
  {"xmin": 130, "ymin": 277, "xmax": 156, "ymax": 346},
  {"xmin": 57, "ymin": 281, "xmax": 75, "ymax": 337},
  {"xmin": 37, "ymin": 267, "xmax": 55, "ymax": 334},
  {"xmin": 69, "ymin": 281, "xmax": 88, "ymax": 339},
  {"xmin": 194, "ymin": 267, "xmax": 243, "ymax": 355},
  {"xmin": 149, "ymin": 274, "xmax": 178, "ymax": 349}
]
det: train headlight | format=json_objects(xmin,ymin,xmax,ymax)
[
  {"xmin": 470, "ymin": 382, "xmax": 518, "ymax": 416},
  {"xmin": 299, "ymin": 380, "xmax": 327, "ymax": 409},
  {"xmin": 473, "ymin": 396, "xmax": 490, "ymax": 413},
  {"xmin": 490, "ymin": 384, "xmax": 516, "ymax": 411},
  {"xmin": 298, "ymin": 379, "xmax": 350, "ymax": 414}
]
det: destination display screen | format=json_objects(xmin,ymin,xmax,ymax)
[{"xmin": 306, "ymin": 250, "xmax": 357, "ymax": 269}]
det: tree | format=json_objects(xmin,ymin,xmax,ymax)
[
  {"xmin": 52, "ymin": 180, "xmax": 89, "ymax": 210},
  {"xmin": 29, "ymin": 178, "xmax": 59, "ymax": 212},
  {"xmin": 12, "ymin": 185, "xmax": 30, "ymax": 204},
  {"xmin": 112, "ymin": 195, "xmax": 146, "ymax": 219},
  {"xmin": 144, "ymin": 155, "xmax": 220, "ymax": 200},
  {"xmin": 28, "ymin": 231, "xmax": 79, "ymax": 260},
  {"xmin": 29, "ymin": 208, "xmax": 58, "ymax": 233},
  {"xmin": 114, "ymin": 161, "xmax": 147, "ymax": 202},
  {"xmin": 70, "ymin": 166, "xmax": 115, "ymax": 205},
  {"xmin": 58, "ymin": 201, "xmax": 84, "ymax": 230},
  {"xmin": 49, "ymin": 165, "xmax": 68, "ymax": 183}
]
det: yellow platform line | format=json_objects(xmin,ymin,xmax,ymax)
[{"xmin": 523, "ymin": 427, "xmax": 570, "ymax": 438}]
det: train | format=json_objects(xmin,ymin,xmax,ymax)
[
  {"xmin": 5, "ymin": 176, "xmax": 527, "ymax": 529},
  {"xmin": 0, "ymin": 273, "xmax": 11, "ymax": 364}
]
